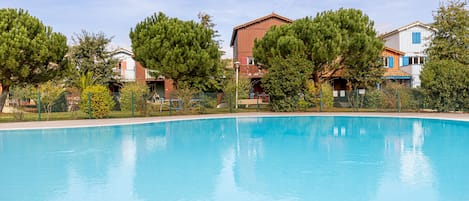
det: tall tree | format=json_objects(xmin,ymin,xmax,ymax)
[
  {"xmin": 0, "ymin": 8, "xmax": 68, "ymax": 112},
  {"xmin": 129, "ymin": 12, "xmax": 223, "ymax": 91},
  {"xmin": 69, "ymin": 30, "xmax": 117, "ymax": 90},
  {"xmin": 254, "ymin": 8, "xmax": 384, "ymax": 86},
  {"xmin": 253, "ymin": 9, "xmax": 383, "ymax": 110},
  {"xmin": 426, "ymin": 0, "xmax": 469, "ymax": 65},
  {"xmin": 421, "ymin": 0, "xmax": 469, "ymax": 111},
  {"xmin": 421, "ymin": 60, "xmax": 469, "ymax": 111}
]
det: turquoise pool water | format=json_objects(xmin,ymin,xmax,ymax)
[{"xmin": 0, "ymin": 116, "xmax": 468, "ymax": 201}]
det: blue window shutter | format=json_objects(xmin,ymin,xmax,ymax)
[
  {"xmin": 412, "ymin": 32, "xmax": 421, "ymax": 44},
  {"xmin": 389, "ymin": 57, "xmax": 394, "ymax": 68},
  {"xmin": 403, "ymin": 56, "xmax": 409, "ymax": 66}
]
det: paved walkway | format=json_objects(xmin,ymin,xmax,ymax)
[{"xmin": 1, "ymin": 112, "xmax": 468, "ymax": 130}]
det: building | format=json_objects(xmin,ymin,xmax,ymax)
[
  {"xmin": 382, "ymin": 47, "xmax": 412, "ymax": 86},
  {"xmin": 111, "ymin": 48, "xmax": 174, "ymax": 99},
  {"xmin": 381, "ymin": 21, "xmax": 435, "ymax": 88},
  {"xmin": 230, "ymin": 13, "xmax": 293, "ymax": 95}
]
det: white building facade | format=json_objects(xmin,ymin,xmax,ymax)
[
  {"xmin": 112, "ymin": 48, "xmax": 136, "ymax": 82},
  {"xmin": 382, "ymin": 21, "xmax": 435, "ymax": 88}
]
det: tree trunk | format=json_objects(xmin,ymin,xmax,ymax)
[
  {"xmin": 0, "ymin": 85, "xmax": 10, "ymax": 113},
  {"xmin": 312, "ymin": 73, "xmax": 322, "ymax": 85}
]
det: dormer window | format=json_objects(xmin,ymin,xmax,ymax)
[{"xmin": 412, "ymin": 32, "xmax": 421, "ymax": 44}]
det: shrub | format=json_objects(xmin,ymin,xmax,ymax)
[
  {"xmin": 305, "ymin": 81, "xmax": 333, "ymax": 109},
  {"xmin": 175, "ymin": 83, "xmax": 198, "ymax": 111},
  {"xmin": 80, "ymin": 85, "xmax": 114, "ymax": 118},
  {"xmin": 120, "ymin": 82, "xmax": 149, "ymax": 114},
  {"xmin": 38, "ymin": 81, "xmax": 66, "ymax": 119},
  {"xmin": 363, "ymin": 88, "xmax": 383, "ymax": 109},
  {"xmin": 363, "ymin": 82, "xmax": 424, "ymax": 110},
  {"xmin": 222, "ymin": 75, "xmax": 251, "ymax": 106}
]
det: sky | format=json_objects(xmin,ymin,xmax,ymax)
[{"xmin": 0, "ymin": 0, "xmax": 441, "ymax": 58}]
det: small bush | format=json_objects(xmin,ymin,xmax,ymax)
[
  {"xmin": 175, "ymin": 83, "xmax": 198, "ymax": 111},
  {"xmin": 120, "ymin": 82, "xmax": 149, "ymax": 114},
  {"xmin": 305, "ymin": 82, "xmax": 333, "ymax": 109},
  {"xmin": 80, "ymin": 85, "xmax": 114, "ymax": 118},
  {"xmin": 363, "ymin": 89, "xmax": 383, "ymax": 109}
]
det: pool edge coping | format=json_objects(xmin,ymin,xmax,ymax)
[{"xmin": 1, "ymin": 112, "xmax": 469, "ymax": 131}]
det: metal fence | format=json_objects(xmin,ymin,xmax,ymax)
[
  {"xmin": 0, "ymin": 89, "xmax": 272, "ymax": 122},
  {"xmin": 296, "ymin": 88, "xmax": 425, "ymax": 112},
  {"xmin": 0, "ymin": 87, "xmax": 430, "ymax": 122}
]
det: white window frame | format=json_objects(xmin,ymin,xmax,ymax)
[{"xmin": 247, "ymin": 57, "xmax": 255, "ymax": 65}]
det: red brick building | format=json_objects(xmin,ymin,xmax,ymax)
[{"xmin": 230, "ymin": 13, "xmax": 293, "ymax": 95}]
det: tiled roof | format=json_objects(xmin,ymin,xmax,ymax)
[
  {"xmin": 385, "ymin": 47, "xmax": 405, "ymax": 55},
  {"xmin": 384, "ymin": 69, "xmax": 411, "ymax": 78},
  {"xmin": 230, "ymin": 13, "xmax": 293, "ymax": 46}
]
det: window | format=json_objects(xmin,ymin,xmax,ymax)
[
  {"xmin": 413, "ymin": 57, "xmax": 419, "ymax": 64},
  {"xmin": 383, "ymin": 56, "xmax": 394, "ymax": 68},
  {"xmin": 383, "ymin": 57, "xmax": 388, "ymax": 67},
  {"xmin": 402, "ymin": 56, "xmax": 427, "ymax": 66},
  {"xmin": 412, "ymin": 32, "xmax": 421, "ymax": 44},
  {"xmin": 402, "ymin": 56, "xmax": 409, "ymax": 66},
  {"xmin": 247, "ymin": 57, "xmax": 255, "ymax": 65}
]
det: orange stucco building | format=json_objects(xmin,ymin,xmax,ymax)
[{"xmin": 382, "ymin": 47, "xmax": 412, "ymax": 86}]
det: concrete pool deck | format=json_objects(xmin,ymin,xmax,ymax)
[{"xmin": 1, "ymin": 112, "xmax": 469, "ymax": 130}]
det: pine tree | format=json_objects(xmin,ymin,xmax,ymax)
[{"xmin": 0, "ymin": 8, "xmax": 68, "ymax": 112}]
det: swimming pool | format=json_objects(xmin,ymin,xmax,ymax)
[{"xmin": 0, "ymin": 116, "xmax": 468, "ymax": 201}]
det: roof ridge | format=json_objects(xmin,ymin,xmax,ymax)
[{"xmin": 230, "ymin": 13, "xmax": 293, "ymax": 46}]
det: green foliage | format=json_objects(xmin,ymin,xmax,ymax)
[
  {"xmin": 427, "ymin": 0, "xmax": 469, "ymax": 65},
  {"xmin": 69, "ymin": 30, "xmax": 117, "ymax": 89},
  {"xmin": 254, "ymin": 8, "xmax": 384, "ymax": 87},
  {"xmin": 38, "ymin": 81, "xmax": 65, "ymax": 119},
  {"xmin": 80, "ymin": 85, "xmax": 115, "ymax": 118},
  {"xmin": 9, "ymin": 84, "xmax": 35, "ymax": 103},
  {"xmin": 223, "ymin": 75, "xmax": 251, "ymax": 101},
  {"xmin": 421, "ymin": 60, "xmax": 469, "ymax": 111},
  {"xmin": 421, "ymin": 1, "xmax": 469, "ymax": 112},
  {"xmin": 8, "ymin": 84, "xmax": 35, "ymax": 120},
  {"xmin": 306, "ymin": 82, "xmax": 334, "ymax": 109},
  {"xmin": 363, "ymin": 89, "xmax": 383, "ymax": 109},
  {"xmin": 0, "ymin": 8, "xmax": 69, "ymax": 112},
  {"xmin": 320, "ymin": 83, "xmax": 334, "ymax": 109},
  {"xmin": 363, "ymin": 83, "xmax": 426, "ymax": 110},
  {"xmin": 262, "ymin": 56, "xmax": 310, "ymax": 112},
  {"xmin": 120, "ymin": 82, "xmax": 150, "ymax": 113},
  {"xmin": 174, "ymin": 83, "xmax": 198, "ymax": 111},
  {"xmin": 130, "ymin": 12, "xmax": 223, "ymax": 91}
]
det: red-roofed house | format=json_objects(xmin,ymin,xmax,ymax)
[{"xmin": 230, "ymin": 13, "xmax": 293, "ymax": 95}]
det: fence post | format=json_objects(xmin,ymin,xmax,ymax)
[
  {"xmin": 256, "ymin": 93, "xmax": 260, "ymax": 112},
  {"xmin": 37, "ymin": 91, "xmax": 41, "ymax": 121},
  {"xmin": 355, "ymin": 90, "xmax": 359, "ymax": 112},
  {"xmin": 200, "ymin": 92, "xmax": 204, "ymax": 114},
  {"xmin": 320, "ymin": 87, "xmax": 323, "ymax": 112},
  {"xmin": 131, "ymin": 92, "xmax": 135, "ymax": 117},
  {"xmin": 229, "ymin": 93, "xmax": 233, "ymax": 113},
  {"xmin": 397, "ymin": 90, "xmax": 401, "ymax": 113},
  {"xmin": 87, "ymin": 92, "xmax": 92, "ymax": 119},
  {"xmin": 169, "ymin": 94, "xmax": 172, "ymax": 116}
]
